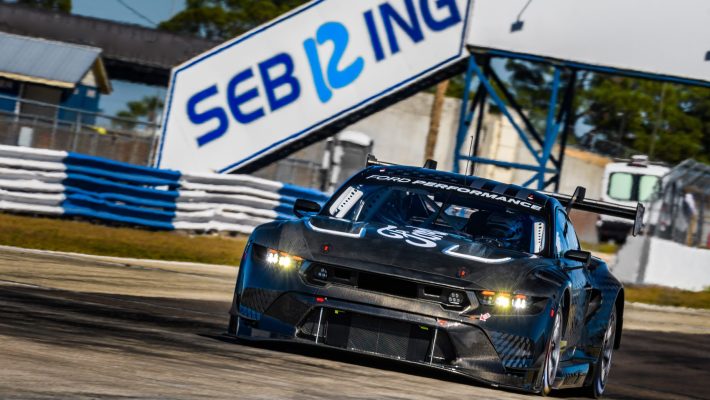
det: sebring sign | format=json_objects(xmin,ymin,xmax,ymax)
[{"xmin": 156, "ymin": 0, "xmax": 472, "ymax": 173}]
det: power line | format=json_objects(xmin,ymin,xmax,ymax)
[{"xmin": 116, "ymin": 0, "xmax": 157, "ymax": 27}]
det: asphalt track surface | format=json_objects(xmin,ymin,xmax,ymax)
[{"xmin": 0, "ymin": 246, "xmax": 708, "ymax": 399}]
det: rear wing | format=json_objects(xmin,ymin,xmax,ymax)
[{"xmin": 542, "ymin": 191, "xmax": 645, "ymax": 236}]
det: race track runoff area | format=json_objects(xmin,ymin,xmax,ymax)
[{"xmin": 0, "ymin": 246, "xmax": 707, "ymax": 399}]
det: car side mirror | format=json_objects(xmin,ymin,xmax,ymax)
[
  {"xmin": 563, "ymin": 249, "xmax": 591, "ymax": 268},
  {"xmin": 293, "ymin": 199, "xmax": 321, "ymax": 218}
]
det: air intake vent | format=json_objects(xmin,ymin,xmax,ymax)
[{"xmin": 306, "ymin": 263, "xmax": 473, "ymax": 310}]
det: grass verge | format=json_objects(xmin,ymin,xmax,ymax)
[
  {"xmin": 0, "ymin": 213, "xmax": 246, "ymax": 266},
  {"xmin": 625, "ymin": 285, "xmax": 710, "ymax": 310},
  {"xmin": 2, "ymin": 213, "xmax": 708, "ymax": 309},
  {"xmin": 581, "ymin": 241, "xmax": 619, "ymax": 254}
]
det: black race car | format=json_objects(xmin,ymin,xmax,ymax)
[{"xmin": 227, "ymin": 157, "xmax": 644, "ymax": 398}]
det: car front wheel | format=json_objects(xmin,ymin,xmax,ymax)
[
  {"xmin": 582, "ymin": 304, "xmax": 617, "ymax": 398},
  {"xmin": 541, "ymin": 302, "xmax": 563, "ymax": 396}
]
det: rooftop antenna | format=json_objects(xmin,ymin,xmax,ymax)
[{"xmin": 464, "ymin": 135, "xmax": 475, "ymax": 185}]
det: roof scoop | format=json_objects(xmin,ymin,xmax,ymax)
[{"xmin": 366, "ymin": 154, "xmax": 438, "ymax": 170}]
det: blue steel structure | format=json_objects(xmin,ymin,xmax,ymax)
[
  {"xmin": 454, "ymin": 53, "xmax": 578, "ymax": 191},
  {"xmin": 454, "ymin": 47, "xmax": 710, "ymax": 191}
]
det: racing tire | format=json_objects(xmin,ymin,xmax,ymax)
[
  {"xmin": 540, "ymin": 301, "xmax": 563, "ymax": 396},
  {"xmin": 227, "ymin": 289, "xmax": 242, "ymax": 337},
  {"xmin": 580, "ymin": 304, "xmax": 617, "ymax": 398},
  {"xmin": 228, "ymin": 263, "xmax": 246, "ymax": 337},
  {"xmin": 227, "ymin": 314, "xmax": 240, "ymax": 336}
]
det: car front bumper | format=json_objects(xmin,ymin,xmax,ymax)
[{"xmin": 228, "ymin": 248, "xmax": 555, "ymax": 392}]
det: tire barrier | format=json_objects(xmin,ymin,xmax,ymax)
[{"xmin": 0, "ymin": 145, "xmax": 329, "ymax": 234}]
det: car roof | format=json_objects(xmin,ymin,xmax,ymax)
[
  {"xmin": 604, "ymin": 162, "xmax": 670, "ymax": 177},
  {"xmin": 358, "ymin": 165, "xmax": 552, "ymax": 210}
]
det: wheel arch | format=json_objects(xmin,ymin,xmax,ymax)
[
  {"xmin": 614, "ymin": 288, "xmax": 624, "ymax": 349},
  {"xmin": 561, "ymin": 287, "xmax": 571, "ymax": 334}
]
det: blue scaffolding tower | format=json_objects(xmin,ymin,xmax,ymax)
[{"xmin": 454, "ymin": 53, "xmax": 578, "ymax": 191}]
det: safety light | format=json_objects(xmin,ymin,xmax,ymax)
[
  {"xmin": 315, "ymin": 266, "xmax": 328, "ymax": 280},
  {"xmin": 447, "ymin": 291, "xmax": 464, "ymax": 306},
  {"xmin": 265, "ymin": 248, "xmax": 303, "ymax": 269}
]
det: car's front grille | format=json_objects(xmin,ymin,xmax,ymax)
[
  {"xmin": 297, "ymin": 308, "xmax": 454, "ymax": 365},
  {"xmin": 305, "ymin": 263, "xmax": 472, "ymax": 310}
]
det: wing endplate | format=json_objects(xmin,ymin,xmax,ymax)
[{"xmin": 542, "ymin": 191, "xmax": 645, "ymax": 236}]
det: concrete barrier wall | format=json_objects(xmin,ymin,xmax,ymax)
[
  {"xmin": 641, "ymin": 237, "xmax": 710, "ymax": 291},
  {"xmin": 613, "ymin": 235, "xmax": 710, "ymax": 291}
]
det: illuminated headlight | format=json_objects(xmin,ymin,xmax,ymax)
[
  {"xmin": 265, "ymin": 248, "xmax": 303, "ymax": 269},
  {"xmin": 477, "ymin": 291, "xmax": 529, "ymax": 310},
  {"xmin": 479, "ymin": 290, "xmax": 496, "ymax": 306},
  {"xmin": 512, "ymin": 294, "xmax": 528, "ymax": 309},
  {"xmin": 495, "ymin": 293, "xmax": 511, "ymax": 308}
]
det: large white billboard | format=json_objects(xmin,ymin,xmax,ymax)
[
  {"xmin": 467, "ymin": 0, "xmax": 710, "ymax": 85},
  {"xmin": 157, "ymin": 0, "xmax": 472, "ymax": 173}
]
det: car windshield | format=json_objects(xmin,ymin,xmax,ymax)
[{"xmin": 325, "ymin": 175, "xmax": 547, "ymax": 254}]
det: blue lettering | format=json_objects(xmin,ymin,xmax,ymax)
[
  {"xmin": 258, "ymin": 52, "xmax": 301, "ymax": 112},
  {"xmin": 364, "ymin": 10, "xmax": 385, "ymax": 62},
  {"xmin": 187, "ymin": 85, "xmax": 229, "ymax": 147},
  {"xmin": 380, "ymin": 0, "xmax": 424, "ymax": 55},
  {"xmin": 320, "ymin": 22, "xmax": 364, "ymax": 89},
  {"xmin": 420, "ymin": 0, "xmax": 461, "ymax": 31},
  {"xmin": 304, "ymin": 38, "xmax": 332, "ymax": 103},
  {"xmin": 227, "ymin": 68, "xmax": 265, "ymax": 124},
  {"xmin": 305, "ymin": 22, "xmax": 364, "ymax": 104}
]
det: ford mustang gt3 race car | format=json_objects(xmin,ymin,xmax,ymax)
[{"xmin": 227, "ymin": 156, "xmax": 644, "ymax": 397}]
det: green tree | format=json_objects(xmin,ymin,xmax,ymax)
[
  {"xmin": 504, "ymin": 59, "xmax": 554, "ymax": 133},
  {"xmin": 680, "ymin": 86, "xmax": 710, "ymax": 163},
  {"xmin": 583, "ymin": 75, "xmax": 708, "ymax": 164},
  {"xmin": 6, "ymin": 0, "xmax": 71, "ymax": 13},
  {"xmin": 158, "ymin": 0, "xmax": 306, "ymax": 41},
  {"xmin": 113, "ymin": 96, "xmax": 164, "ymax": 131},
  {"xmin": 503, "ymin": 60, "xmax": 710, "ymax": 164}
]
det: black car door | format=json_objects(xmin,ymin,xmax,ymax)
[{"xmin": 554, "ymin": 208, "xmax": 591, "ymax": 356}]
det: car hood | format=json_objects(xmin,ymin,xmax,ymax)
[{"xmin": 260, "ymin": 216, "xmax": 552, "ymax": 290}]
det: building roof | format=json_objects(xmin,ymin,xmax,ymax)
[
  {"xmin": 0, "ymin": 3, "xmax": 219, "ymax": 86},
  {"xmin": 0, "ymin": 31, "xmax": 111, "ymax": 93}
]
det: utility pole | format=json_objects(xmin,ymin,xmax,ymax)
[
  {"xmin": 648, "ymin": 82, "xmax": 667, "ymax": 160},
  {"xmin": 424, "ymin": 80, "xmax": 450, "ymax": 162}
]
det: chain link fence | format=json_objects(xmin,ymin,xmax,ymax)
[
  {"xmin": 648, "ymin": 159, "xmax": 710, "ymax": 248},
  {"xmin": 0, "ymin": 95, "xmax": 159, "ymax": 165}
]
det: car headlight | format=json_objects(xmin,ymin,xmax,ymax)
[
  {"xmin": 478, "ymin": 290, "xmax": 529, "ymax": 310},
  {"xmin": 264, "ymin": 248, "xmax": 304, "ymax": 269}
]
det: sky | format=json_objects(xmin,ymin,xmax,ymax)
[
  {"xmin": 72, "ymin": 0, "xmax": 186, "ymax": 118},
  {"xmin": 73, "ymin": 0, "xmax": 185, "ymax": 28}
]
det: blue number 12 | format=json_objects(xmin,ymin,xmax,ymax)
[{"xmin": 304, "ymin": 22, "xmax": 364, "ymax": 103}]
